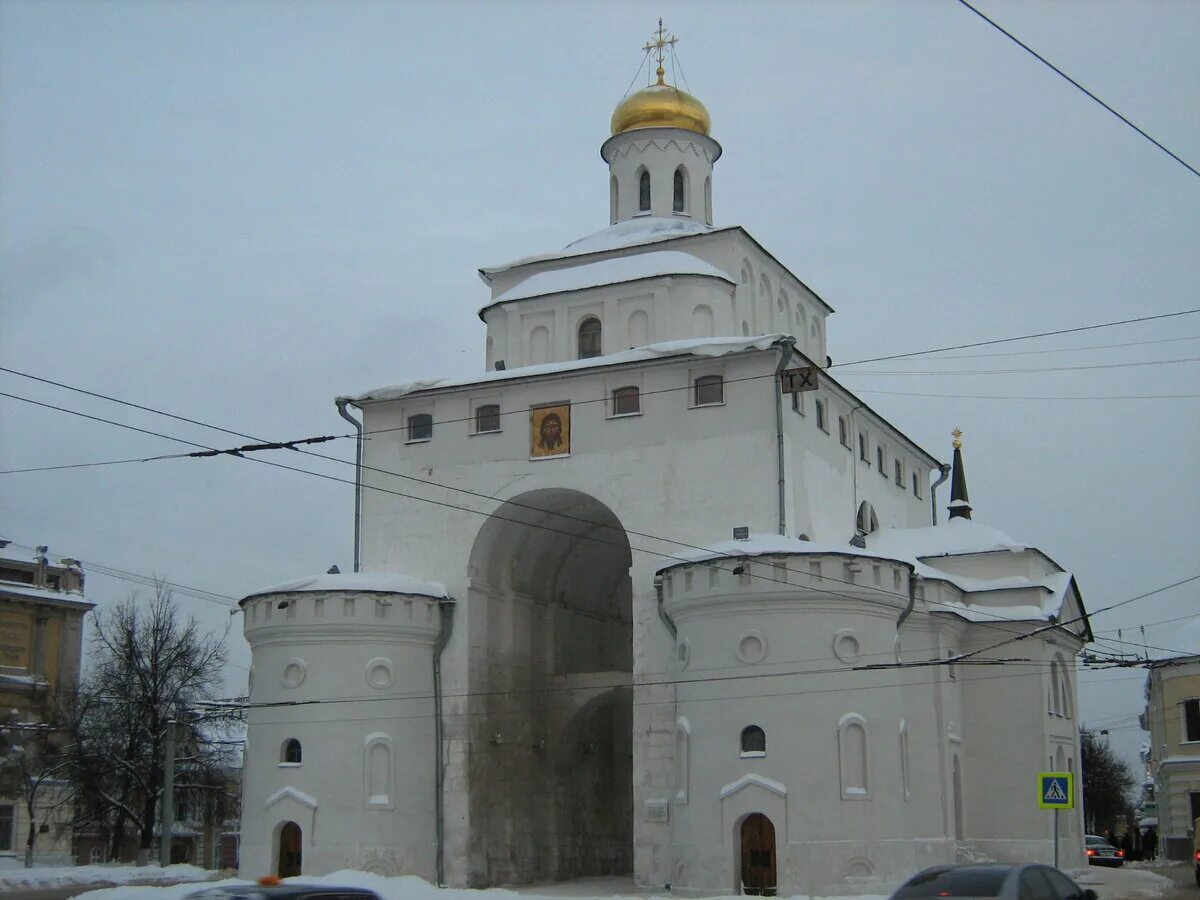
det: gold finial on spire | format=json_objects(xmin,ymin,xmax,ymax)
[
  {"xmin": 643, "ymin": 18, "xmax": 678, "ymax": 86},
  {"xmin": 952, "ymin": 428, "xmax": 963, "ymax": 450}
]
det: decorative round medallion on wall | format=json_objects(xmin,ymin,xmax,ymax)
[
  {"xmin": 735, "ymin": 630, "xmax": 768, "ymax": 665},
  {"xmin": 365, "ymin": 657, "xmax": 395, "ymax": 690},
  {"xmin": 833, "ymin": 628, "xmax": 861, "ymax": 664},
  {"xmin": 281, "ymin": 658, "xmax": 307, "ymax": 689},
  {"xmin": 676, "ymin": 637, "xmax": 690, "ymax": 669}
]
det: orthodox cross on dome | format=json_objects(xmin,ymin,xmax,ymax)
[{"xmin": 643, "ymin": 18, "xmax": 678, "ymax": 85}]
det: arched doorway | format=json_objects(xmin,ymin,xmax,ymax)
[
  {"xmin": 277, "ymin": 821, "xmax": 301, "ymax": 878},
  {"xmin": 740, "ymin": 813, "xmax": 777, "ymax": 896},
  {"xmin": 466, "ymin": 489, "xmax": 633, "ymax": 885}
]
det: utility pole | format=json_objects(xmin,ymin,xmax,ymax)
[{"xmin": 160, "ymin": 719, "xmax": 175, "ymax": 867}]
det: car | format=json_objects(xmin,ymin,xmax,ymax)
[
  {"xmin": 1085, "ymin": 834, "xmax": 1125, "ymax": 867},
  {"xmin": 184, "ymin": 883, "xmax": 381, "ymax": 900},
  {"xmin": 890, "ymin": 864, "xmax": 1097, "ymax": 900}
]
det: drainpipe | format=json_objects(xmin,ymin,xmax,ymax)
[
  {"xmin": 335, "ymin": 400, "xmax": 363, "ymax": 572},
  {"xmin": 930, "ymin": 464, "xmax": 951, "ymax": 525},
  {"xmin": 894, "ymin": 571, "xmax": 920, "ymax": 663},
  {"xmin": 432, "ymin": 596, "xmax": 457, "ymax": 887},
  {"xmin": 773, "ymin": 336, "xmax": 797, "ymax": 536},
  {"xmin": 654, "ymin": 575, "xmax": 676, "ymax": 639}
]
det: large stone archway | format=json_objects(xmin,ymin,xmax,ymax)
[{"xmin": 465, "ymin": 488, "xmax": 633, "ymax": 885}]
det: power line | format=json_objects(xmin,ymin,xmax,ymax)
[
  {"xmin": 839, "ymin": 355, "xmax": 1200, "ymax": 377},
  {"xmin": 5, "ymin": 376, "xmax": 1192, "ymax": 664},
  {"xmin": 0, "ymin": 387, "xmax": 1105, "ymax": 651},
  {"xmin": 831, "ymin": 308, "xmax": 1200, "ymax": 369},
  {"xmin": 852, "ymin": 389, "xmax": 1200, "ymax": 402},
  {"xmin": 914, "ymin": 334, "xmax": 1200, "ymax": 362},
  {"xmin": 955, "ymin": 0, "xmax": 1200, "ymax": 180}
]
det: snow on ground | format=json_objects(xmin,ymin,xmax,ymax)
[
  {"xmin": 76, "ymin": 865, "xmax": 1174, "ymax": 900},
  {"xmin": 0, "ymin": 862, "xmax": 211, "ymax": 891}
]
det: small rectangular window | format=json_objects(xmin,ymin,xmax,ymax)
[
  {"xmin": 877, "ymin": 445, "xmax": 886, "ymax": 475},
  {"xmin": 791, "ymin": 390, "xmax": 805, "ymax": 415},
  {"xmin": 815, "ymin": 399, "xmax": 827, "ymax": 432},
  {"xmin": 895, "ymin": 458, "xmax": 904, "ymax": 486},
  {"xmin": 859, "ymin": 433, "xmax": 869, "ymax": 462},
  {"xmin": 912, "ymin": 471, "xmax": 922, "ymax": 498},
  {"xmin": 408, "ymin": 413, "xmax": 433, "ymax": 441},
  {"xmin": 0, "ymin": 804, "xmax": 13, "ymax": 852},
  {"xmin": 838, "ymin": 417, "xmax": 851, "ymax": 449},
  {"xmin": 1185, "ymin": 698, "xmax": 1200, "ymax": 742},
  {"xmin": 693, "ymin": 375, "xmax": 723, "ymax": 406},
  {"xmin": 611, "ymin": 386, "xmax": 640, "ymax": 416},
  {"xmin": 474, "ymin": 404, "xmax": 500, "ymax": 433}
]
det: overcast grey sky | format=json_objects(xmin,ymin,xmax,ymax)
[{"xmin": 1, "ymin": 0, "xmax": 1197, "ymax": 776}]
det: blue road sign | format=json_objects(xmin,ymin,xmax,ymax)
[{"xmin": 1038, "ymin": 772, "xmax": 1074, "ymax": 809}]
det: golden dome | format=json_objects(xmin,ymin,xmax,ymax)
[{"xmin": 611, "ymin": 76, "xmax": 711, "ymax": 137}]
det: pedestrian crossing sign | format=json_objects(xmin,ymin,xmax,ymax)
[{"xmin": 1038, "ymin": 772, "xmax": 1074, "ymax": 809}]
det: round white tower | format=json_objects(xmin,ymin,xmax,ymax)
[
  {"xmin": 238, "ymin": 574, "xmax": 450, "ymax": 881},
  {"xmin": 601, "ymin": 24, "xmax": 721, "ymax": 226}
]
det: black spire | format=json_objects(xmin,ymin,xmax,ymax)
[{"xmin": 948, "ymin": 428, "xmax": 972, "ymax": 521}]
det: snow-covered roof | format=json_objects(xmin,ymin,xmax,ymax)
[
  {"xmin": 867, "ymin": 518, "xmax": 1028, "ymax": 559},
  {"xmin": 482, "ymin": 250, "xmax": 730, "ymax": 313},
  {"xmin": 480, "ymin": 217, "xmax": 719, "ymax": 278},
  {"xmin": 0, "ymin": 582, "xmax": 91, "ymax": 607},
  {"xmin": 656, "ymin": 530, "xmax": 1076, "ymax": 625},
  {"xmin": 241, "ymin": 572, "xmax": 448, "ymax": 601},
  {"xmin": 340, "ymin": 334, "xmax": 790, "ymax": 404}
]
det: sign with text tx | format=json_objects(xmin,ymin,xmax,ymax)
[
  {"xmin": 1038, "ymin": 772, "xmax": 1074, "ymax": 809},
  {"xmin": 780, "ymin": 367, "xmax": 818, "ymax": 394}
]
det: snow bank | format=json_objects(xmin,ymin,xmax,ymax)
[{"xmin": 0, "ymin": 862, "xmax": 210, "ymax": 891}]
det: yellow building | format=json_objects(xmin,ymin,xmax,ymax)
[
  {"xmin": 0, "ymin": 541, "xmax": 94, "ymax": 864},
  {"xmin": 1142, "ymin": 625, "xmax": 1200, "ymax": 860}
]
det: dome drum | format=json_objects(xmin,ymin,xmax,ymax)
[{"xmin": 241, "ymin": 587, "xmax": 443, "ymax": 646}]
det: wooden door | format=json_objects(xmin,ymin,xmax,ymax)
[
  {"xmin": 278, "ymin": 821, "xmax": 302, "ymax": 877},
  {"xmin": 740, "ymin": 813, "xmax": 776, "ymax": 896}
]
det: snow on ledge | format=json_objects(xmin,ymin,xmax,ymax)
[
  {"xmin": 265, "ymin": 785, "xmax": 318, "ymax": 810},
  {"xmin": 341, "ymin": 334, "xmax": 791, "ymax": 404},
  {"xmin": 483, "ymin": 250, "xmax": 730, "ymax": 311},
  {"xmin": 481, "ymin": 216, "xmax": 719, "ymax": 276},
  {"xmin": 242, "ymin": 573, "xmax": 448, "ymax": 602},
  {"xmin": 867, "ymin": 518, "xmax": 1027, "ymax": 558},
  {"xmin": 720, "ymin": 773, "xmax": 788, "ymax": 799}
]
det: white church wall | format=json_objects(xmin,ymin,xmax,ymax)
[
  {"xmin": 660, "ymin": 553, "xmax": 963, "ymax": 895},
  {"xmin": 482, "ymin": 275, "xmax": 735, "ymax": 369},
  {"xmin": 239, "ymin": 589, "xmax": 440, "ymax": 881}
]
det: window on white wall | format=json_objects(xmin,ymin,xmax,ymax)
[
  {"xmin": 280, "ymin": 738, "xmax": 302, "ymax": 765},
  {"xmin": 610, "ymin": 175, "xmax": 618, "ymax": 224},
  {"xmin": 838, "ymin": 716, "xmax": 869, "ymax": 798},
  {"xmin": 894, "ymin": 458, "xmax": 904, "ymax": 487},
  {"xmin": 474, "ymin": 404, "xmax": 501, "ymax": 433},
  {"xmin": 740, "ymin": 725, "xmax": 766, "ymax": 756},
  {"xmin": 407, "ymin": 414, "xmax": 432, "ymax": 442},
  {"xmin": 815, "ymin": 399, "xmax": 827, "ymax": 432},
  {"xmin": 838, "ymin": 417, "xmax": 851, "ymax": 449},
  {"xmin": 693, "ymin": 375, "xmax": 723, "ymax": 407},
  {"xmin": 673, "ymin": 167, "xmax": 687, "ymax": 213},
  {"xmin": 912, "ymin": 471, "xmax": 923, "ymax": 498},
  {"xmin": 611, "ymin": 386, "xmax": 640, "ymax": 416},
  {"xmin": 577, "ymin": 317, "xmax": 602, "ymax": 359},
  {"xmin": 859, "ymin": 433, "xmax": 869, "ymax": 463},
  {"xmin": 638, "ymin": 169, "xmax": 651, "ymax": 212},
  {"xmin": 856, "ymin": 501, "xmax": 879, "ymax": 536}
]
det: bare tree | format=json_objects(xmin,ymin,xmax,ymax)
[
  {"xmin": 0, "ymin": 704, "xmax": 77, "ymax": 867},
  {"xmin": 1081, "ymin": 728, "xmax": 1135, "ymax": 835},
  {"xmin": 75, "ymin": 582, "xmax": 236, "ymax": 862}
]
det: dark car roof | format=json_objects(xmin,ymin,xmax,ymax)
[{"xmin": 186, "ymin": 886, "xmax": 380, "ymax": 899}]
